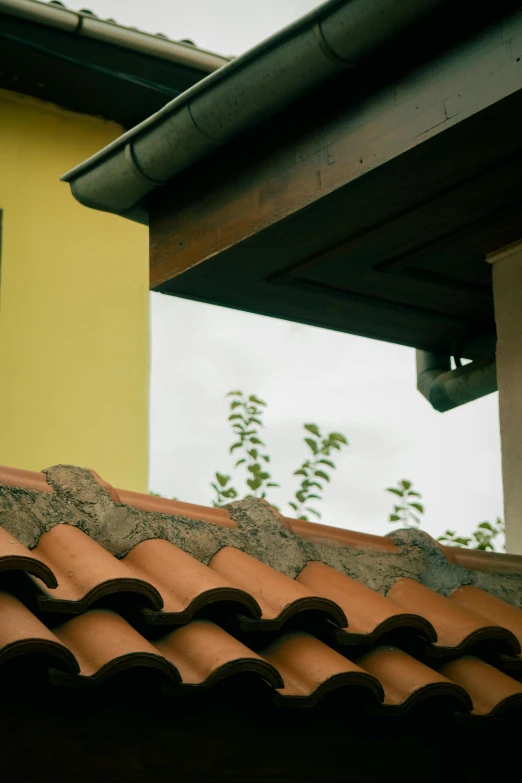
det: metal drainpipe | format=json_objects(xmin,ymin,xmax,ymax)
[{"xmin": 416, "ymin": 351, "xmax": 497, "ymax": 412}]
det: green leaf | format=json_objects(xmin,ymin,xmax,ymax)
[
  {"xmin": 389, "ymin": 514, "xmax": 401, "ymax": 522},
  {"xmin": 409, "ymin": 503, "xmax": 424, "ymax": 514},
  {"xmin": 306, "ymin": 494, "xmax": 322, "ymax": 501},
  {"xmin": 266, "ymin": 482, "xmax": 280, "ymax": 488},
  {"xmin": 288, "ymin": 502, "xmax": 298, "ymax": 511},
  {"xmin": 305, "ymin": 438, "xmax": 319, "ymax": 454},
  {"xmin": 260, "ymin": 472, "xmax": 270, "ymax": 481},
  {"xmin": 235, "ymin": 458, "xmax": 246, "ymax": 468},
  {"xmin": 387, "ymin": 487, "xmax": 403, "ymax": 497},
  {"xmin": 304, "ymin": 423, "xmax": 321, "ymax": 437},
  {"xmin": 315, "ymin": 470, "xmax": 330, "ymax": 482},
  {"xmin": 250, "ymin": 437, "xmax": 264, "ymax": 445},
  {"xmin": 229, "ymin": 442, "xmax": 242, "ymax": 453},
  {"xmin": 215, "ymin": 472, "xmax": 229, "ymax": 488},
  {"xmin": 247, "ymin": 449, "xmax": 258, "ymax": 460},
  {"xmin": 221, "ymin": 488, "xmax": 238, "ymax": 499},
  {"xmin": 407, "ymin": 490, "xmax": 421, "ymax": 497},
  {"xmin": 400, "ymin": 479, "xmax": 412, "ymax": 490},
  {"xmin": 262, "ymin": 455, "xmax": 270, "ymax": 463},
  {"xmin": 227, "ymin": 391, "xmax": 243, "ymax": 396},
  {"xmin": 293, "ymin": 469, "xmax": 308, "ymax": 477},
  {"xmin": 247, "ymin": 477, "xmax": 263, "ymax": 491},
  {"xmin": 249, "ymin": 417, "xmax": 263, "ymax": 427},
  {"xmin": 228, "ymin": 413, "xmax": 246, "ymax": 422},
  {"xmin": 329, "ymin": 432, "xmax": 348, "ymax": 444},
  {"xmin": 317, "ymin": 459, "xmax": 335, "ymax": 469},
  {"xmin": 230, "ymin": 400, "xmax": 242, "ymax": 410},
  {"xmin": 305, "ymin": 507, "xmax": 321, "ymax": 518},
  {"xmin": 248, "ymin": 463, "xmax": 261, "ymax": 474},
  {"xmin": 249, "ymin": 395, "xmax": 266, "ymax": 406},
  {"xmin": 308, "ymin": 481, "xmax": 323, "ymax": 490},
  {"xmin": 477, "ymin": 521, "xmax": 494, "ymax": 531}
]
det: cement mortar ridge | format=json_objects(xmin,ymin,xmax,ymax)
[{"xmin": 0, "ymin": 465, "xmax": 521, "ymax": 608}]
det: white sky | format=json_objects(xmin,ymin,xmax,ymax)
[{"xmin": 79, "ymin": 0, "xmax": 503, "ymax": 540}]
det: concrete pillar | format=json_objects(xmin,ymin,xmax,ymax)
[{"xmin": 488, "ymin": 240, "xmax": 522, "ymax": 553}]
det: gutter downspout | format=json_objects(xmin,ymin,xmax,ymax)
[
  {"xmin": 61, "ymin": 0, "xmax": 447, "ymax": 222},
  {"xmin": 416, "ymin": 351, "xmax": 497, "ymax": 413}
]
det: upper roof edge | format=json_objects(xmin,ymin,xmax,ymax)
[
  {"xmin": 0, "ymin": 463, "xmax": 519, "ymax": 575},
  {"xmin": 0, "ymin": 0, "xmax": 231, "ymax": 73}
]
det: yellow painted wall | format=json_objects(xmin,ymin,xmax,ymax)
[{"xmin": 0, "ymin": 89, "xmax": 149, "ymax": 492}]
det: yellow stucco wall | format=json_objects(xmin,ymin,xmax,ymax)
[{"xmin": 0, "ymin": 89, "xmax": 149, "ymax": 492}]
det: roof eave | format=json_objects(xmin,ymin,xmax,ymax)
[
  {"xmin": 0, "ymin": 0, "xmax": 230, "ymax": 74},
  {"xmin": 61, "ymin": 0, "xmax": 447, "ymax": 223}
]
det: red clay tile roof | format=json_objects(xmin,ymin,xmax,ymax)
[{"xmin": 1, "ymin": 463, "xmax": 522, "ymax": 717}]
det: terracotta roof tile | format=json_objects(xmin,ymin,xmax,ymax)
[
  {"xmin": 30, "ymin": 525, "xmax": 162, "ymax": 613},
  {"xmin": 209, "ymin": 547, "xmax": 347, "ymax": 630},
  {"xmin": 0, "ymin": 526, "xmax": 57, "ymax": 587},
  {"xmin": 155, "ymin": 620, "xmax": 282, "ymax": 690},
  {"xmin": 297, "ymin": 562, "xmax": 437, "ymax": 645},
  {"xmin": 52, "ymin": 609, "xmax": 181, "ymax": 685},
  {"xmin": 357, "ymin": 646, "xmax": 472, "ymax": 714},
  {"xmin": 1, "ymin": 463, "xmax": 522, "ymax": 718},
  {"xmin": 261, "ymin": 631, "xmax": 383, "ymax": 704},
  {"xmin": 450, "ymin": 585, "xmax": 522, "ymax": 647},
  {"xmin": 0, "ymin": 591, "xmax": 78, "ymax": 672},
  {"xmin": 123, "ymin": 538, "xmax": 261, "ymax": 623},
  {"xmin": 387, "ymin": 578, "xmax": 520, "ymax": 656},
  {"xmin": 439, "ymin": 656, "xmax": 522, "ymax": 715}
]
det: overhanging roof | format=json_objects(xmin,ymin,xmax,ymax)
[
  {"xmin": 61, "ymin": 0, "xmax": 522, "ymax": 357},
  {"xmin": 0, "ymin": 0, "xmax": 229, "ymax": 128},
  {"xmin": 61, "ymin": 0, "xmax": 448, "ymax": 221}
]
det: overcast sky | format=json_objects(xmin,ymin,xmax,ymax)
[{"xmin": 78, "ymin": 0, "xmax": 503, "ymax": 541}]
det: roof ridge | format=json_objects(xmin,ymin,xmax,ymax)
[{"xmin": 1, "ymin": 463, "xmax": 521, "ymax": 576}]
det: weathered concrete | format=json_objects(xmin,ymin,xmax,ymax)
[
  {"xmin": 489, "ymin": 239, "xmax": 522, "ymax": 554},
  {"xmin": 1, "ymin": 465, "xmax": 522, "ymax": 608}
]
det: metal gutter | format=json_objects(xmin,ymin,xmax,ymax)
[
  {"xmin": 416, "ymin": 351, "xmax": 498, "ymax": 413},
  {"xmin": 61, "ymin": 0, "xmax": 446, "ymax": 223},
  {"xmin": 0, "ymin": 0, "xmax": 229, "ymax": 73}
]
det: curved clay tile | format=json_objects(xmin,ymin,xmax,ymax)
[
  {"xmin": 0, "ymin": 526, "xmax": 57, "ymax": 587},
  {"xmin": 0, "ymin": 591, "xmax": 78, "ymax": 672},
  {"xmin": 357, "ymin": 645, "xmax": 472, "ymax": 714},
  {"xmin": 387, "ymin": 578, "xmax": 520, "ymax": 655},
  {"xmin": 287, "ymin": 520, "xmax": 398, "ymax": 552},
  {"xmin": 296, "ymin": 562, "xmax": 437, "ymax": 644},
  {"xmin": 260, "ymin": 631, "xmax": 383, "ymax": 704},
  {"xmin": 440, "ymin": 656, "xmax": 522, "ymax": 715},
  {"xmin": 52, "ymin": 609, "xmax": 181, "ymax": 685},
  {"xmin": 450, "ymin": 585, "xmax": 522, "ymax": 648},
  {"xmin": 123, "ymin": 538, "xmax": 261, "ymax": 623},
  {"xmin": 209, "ymin": 547, "xmax": 347, "ymax": 630},
  {"xmin": 0, "ymin": 466, "xmax": 53, "ymax": 493},
  {"xmin": 154, "ymin": 619, "xmax": 282, "ymax": 689},
  {"xmin": 30, "ymin": 525, "xmax": 163, "ymax": 613},
  {"xmin": 116, "ymin": 489, "xmax": 237, "ymax": 528}
]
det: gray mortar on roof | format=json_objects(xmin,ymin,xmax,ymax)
[{"xmin": 1, "ymin": 465, "xmax": 521, "ymax": 608}]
